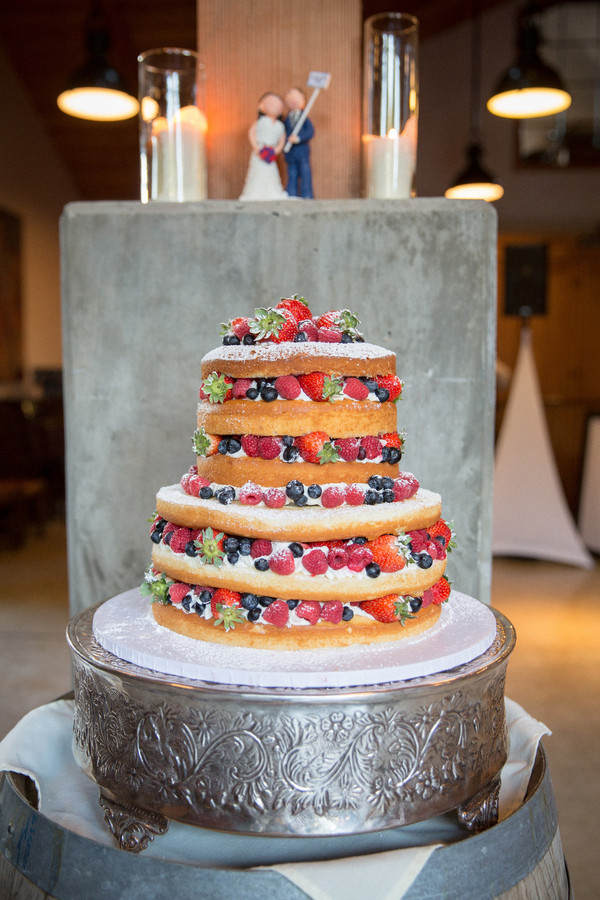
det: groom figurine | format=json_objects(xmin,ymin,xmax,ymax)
[{"xmin": 284, "ymin": 87, "xmax": 314, "ymax": 199}]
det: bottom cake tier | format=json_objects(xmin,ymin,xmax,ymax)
[{"xmin": 68, "ymin": 603, "xmax": 515, "ymax": 837}]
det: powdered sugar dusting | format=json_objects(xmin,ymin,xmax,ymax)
[{"xmin": 202, "ymin": 342, "xmax": 393, "ymax": 365}]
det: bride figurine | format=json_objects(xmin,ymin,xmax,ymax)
[{"xmin": 239, "ymin": 92, "xmax": 288, "ymax": 200}]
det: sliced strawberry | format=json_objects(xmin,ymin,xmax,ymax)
[
  {"xmin": 296, "ymin": 600, "xmax": 321, "ymax": 625},
  {"xmin": 262, "ymin": 599, "xmax": 290, "ymax": 627},
  {"xmin": 367, "ymin": 535, "xmax": 405, "ymax": 573},
  {"xmin": 343, "ymin": 378, "xmax": 370, "ymax": 401},
  {"xmin": 320, "ymin": 600, "xmax": 344, "ymax": 623},
  {"xmin": 276, "ymin": 296, "xmax": 312, "ymax": 323}
]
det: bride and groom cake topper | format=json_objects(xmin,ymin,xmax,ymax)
[{"xmin": 239, "ymin": 73, "xmax": 330, "ymax": 201}]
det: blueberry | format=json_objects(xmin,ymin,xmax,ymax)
[
  {"xmin": 417, "ymin": 552, "xmax": 433, "ymax": 569},
  {"xmin": 294, "ymin": 331, "xmax": 308, "ymax": 342},
  {"xmin": 283, "ymin": 446, "xmax": 299, "ymax": 462},
  {"xmin": 294, "ymin": 494, "xmax": 308, "ymax": 507},
  {"xmin": 282, "ymin": 435, "xmax": 294, "ymax": 446},
  {"xmin": 341, "ymin": 332, "xmax": 353, "ymax": 343},
  {"xmin": 382, "ymin": 476, "xmax": 395, "ymax": 489},
  {"xmin": 357, "ymin": 446, "xmax": 367, "ymax": 461},
  {"xmin": 342, "ymin": 606, "xmax": 354, "ymax": 620},
  {"xmin": 434, "ymin": 535, "xmax": 447, "ymax": 547},
  {"xmin": 353, "ymin": 536, "xmax": 368, "ymax": 545},
  {"xmin": 245, "ymin": 387, "xmax": 259, "ymax": 400},
  {"xmin": 241, "ymin": 593, "xmax": 259, "ymax": 610},
  {"xmin": 382, "ymin": 489, "xmax": 395, "ymax": 503},
  {"xmin": 254, "ymin": 558, "xmax": 269, "ymax": 571},
  {"xmin": 238, "ymin": 537, "xmax": 253, "ymax": 556},
  {"xmin": 154, "ymin": 518, "xmax": 167, "ymax": 532},
  {"xmin": 287, "ymin": 599, "xmax": 300, "ymax": 610},
  {"xmin": 258, "ymin": 595, "xmax": 273, "ymax": 606},
  {"xmin": 218, "ymin": 439, "xmax": 229, "ymax": 454},
  {"xmin": 242, "ymin": 333, "xmax": 255, "ymax": 344},
  {"xmin": 355, "ymin": 335, "xmax": 365, "ymax": 342},
  {"xmin": 195, "ymin": 604, "xmax": 207, "ymax": 616},
  {"xmin": 227, "ymin": 551, "xmax": 240, "ymax": 565},
  {"xmin": 151, "ymin": 529, "xmax": 163, "ymax": 544},
  {"xmin": 255, "ymin": 378, "xmax": 266, "ymax": 391},
  {"xmin": 365, "ymin": 489, "xmax": 379, "ymax": 505},
  {"xmin": 307, "ymin": 483, "xmax": 322, "ymax": 499},
  {"xmin": 216, "ymin": 486, "xmax": 235, "ymax": 505},
  {"xmin": 289, "ymin": 542, "xmax": 304, "ymax": 558},
  {"xmin": 248, "ymin": 608, "xmax": 261, "ymax": 622},
  {"xmin": 198, "ymin": 590, "xmax": 212, "ymax": 604},
  {"xmin": 261, "ymin": 386, "xmax": 278, "ymax": 402},
  {"xmin": 286, "ymin": 480, "xmax": 305, "ymax": 500},
  {"xmin": 223, "ymin": 536, "xmax": 240, "ymax": 553},
  {"xmin": 199, "ymin": 486, "xmax": 213, "ymax": 499},
  {"xmin": 223, "ymin": 334, "xmax": 240, "ymax": 345},
  {"xmin": 381, "ymin": 446, "xmax": 391, "ymax": 462},
  {"xmin": 388, "ymin": 447, "xmax": 402, "ymax": 464},
  {"xmin": 375, "ymin": 387, "xmax": 390, "ymax": 402},
  {"xmin": 182, "ymin": 595, "xmax": 193, "ymax": 611},
  {"xmin": 409, "ymin": 597, "xmax": 423, "ymax": 612},
  {"xmin": 368, "ymin": 475, "xmax": 383, "ymax": 491},
  {"xmin": 366, "ymin": 562, "xmax": 381, "ymax": 578},
  {"xmin": 185, "ymin": 540, "xmax": 198, "ymax": 556},
  {"xmin": 364, "ymin": 379, "xmax": 378, "ymax": 393},
  {"xmin": 227, "ymin": 438, "xmax": 242, "ymax": 453},
  {"xmin": 163, "ymin": 529, "xmax": 173, "ymax": 545}
]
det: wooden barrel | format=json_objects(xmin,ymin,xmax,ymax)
[{"xmin": 0, "ymin": 748, "xmax": 570, "ymax": 899}]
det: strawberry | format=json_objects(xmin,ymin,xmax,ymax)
[
  {"xmin": 194, "ymin": 527, "xmax": 226, "ymax": 565},
  {"xmin": 249, "ymin": 307, "xmax": 297, "ymax": 343},
  {"xmin": 320, "ymin": 600, "xmax": 344, "ymax": 624},
  {"xmin": 321, "ymin": 486, "xmax": 345, "ymax": 508},
  {"xmin": 302, "ymin": 548, "xmax": 329, "ymax": 575},
  {"xmin": 262, "ymin": 599, "xmax": 290, "ymax": 627},
  {"xmin": 317, "ymin": 327, "xmax": 343, "ymax": 343},
  {"xmin": 381, "ymin": 432, "xmax": 403, "ymax": 449},
  {"xmin": 295, "ymin": 431, "xmax": 329, "ymax": 464},
  {"xmin": 345, "ymin": 483, "xmax": 366, "ymax": 506},
  {"xmin": 250, "ymin": 538, "xmax": 273, "ymax": 559},
  {"xmin": 233, "ymin": 378, "xmax": 253, "ymax": 399},
  {"xmin": 360, "ymin": 436, "xmax": 383, "ymax": 459},
  {"xmin": 269, "ymin": 548, "xmax": 296, "ymax": 575},
  {"xmin": 169, "ymin": 527, "xmax": 192, "ymax": 554},
  {"xmin": 241, "ymin": 434, "xmax": 260, "ymax": 457},
  {"xmin": 298, "ymin": 372, "xmax": 342, "ymax": 402},
  {"xmin": 298, "ymin": 318, "xmax": 319, "ymax": 341},
  {"xmin": 360, "ymin": 594, "xmax": 414, "ymax": 624},
  {"xmin": 315, "ymin": 309, "xmax": 361, "ymax": 337},
  {"xmin": 428, "ymin": 518, "xmax": 453, "ymax": 550},
  {"xmin": 257, "ymin": 436, "xmax": 282, "ymax": 460},
  {"xmin": 296, "ymin": 600, "xmax": 322, "ymax": 625},
  {"xmin": 343, "ymin": 378, "xmax": 369, "ymax": 401},
  {"xmin": 333, "ymin": 437, "xmax": 360, "ymax": 461},
  {"xmin": 210, "ymin": 589, "xmax": 245, "ymax": 630},
  {"xmin": 431, "ymin": 576, "xmax": 452, "ymax": 604},
  {"xmin": 274, "ymin": 375, "xmax": 301, "ymax": 399},
  {"xmin": 276, "ymin": 295, "xmax": 312, "ymax": 323},
  {"xmin": 238, "ymin": 482, "xmax": 263, "ymax": 505},
  {"xmin": 376, "ymin": 375, "xmax": 403, "ymax": 401},
  {"xmin": 367, "ymin": 535, "xmax": 405, "ymax": 573},
  {"xmin": 192, "ymin": 427, "xmax": 220, "ymax": 458},
  {"xmin": 201, "ymin": 372, "xmax": 235, "ymax": 404},
  {"xmin": 263, "ymin": 487, "xmax": 287, "ymax": 508},
  {"xmin": 393, "ymin": 473, "xmax": 419, "ymax": 500},
  {"xmin": 168, "ymin": 582, "xmax": 191, "ymax": 605}
]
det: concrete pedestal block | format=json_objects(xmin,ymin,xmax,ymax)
[{"xmin": 60, "ymin": 199, "xmax": 496, "ymax": 615}]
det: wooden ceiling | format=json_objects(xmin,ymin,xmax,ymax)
[{"xmin": 0, "ymin": 0, "xmax": 507, "ymax": 202}]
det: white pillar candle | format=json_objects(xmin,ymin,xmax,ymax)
[
  {"xmin": 152, "ymin": 105, "xmax": 207, "ymax": 202},
  {"xmin": 363, "ymin": 128, "xmax": 415, "ymax": 199}
]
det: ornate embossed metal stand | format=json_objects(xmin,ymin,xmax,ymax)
[{"xmin": 68, "ymin": 606, "xmax": 515, "ymax": 846}]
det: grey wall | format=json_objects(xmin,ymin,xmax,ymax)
[{"xmin": 61, "ymin": 199, "xmax": 497, "ymax": 615}]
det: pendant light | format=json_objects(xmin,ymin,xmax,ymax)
[
  {"xmin": 487, "ymin": 8, "xmax": 571, "ymax": 119},
  {"xmin": 445, "ymin": 0, "xmax": 503, "ymax": 201},
  {"xmin": 57, "ymin": 4, "xmax": 139, "ymax": 122}
]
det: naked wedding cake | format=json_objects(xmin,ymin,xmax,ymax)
[{"xmin": 142, "ymin": 296, "xmax": 455, "ymax": 650}]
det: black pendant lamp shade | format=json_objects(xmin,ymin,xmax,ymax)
[{"xmin": 445, "ymin": 143, "xmax": 504, "ymax": 201}]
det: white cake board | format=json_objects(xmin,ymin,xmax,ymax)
[{"xmin": 92, "ymin": 589, "xmax": 497, "ymax": 689}]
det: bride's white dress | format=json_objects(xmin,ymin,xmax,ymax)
[{"xmin": 239, "ymin": 116, "xmax": 288, "ymax": 200}]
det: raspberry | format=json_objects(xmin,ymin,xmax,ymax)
[
  {"xmin": 334, "ymin": 437, "xmax": 360, "ymax": 462},
  {"xmin": 188, "ymin": 474, "xmax": 211, "ymax": 496},
  {"xmin": 347, "ymin": 544, "xmax": 373, "ymax": 572},
  {"xmin": 318, "ymin": 327, "xmax": 343, "ymax": 342},
  {"xmin": 233, "ymin": 378, "xmax": 253, "ymax": 399},
  {"xmin": 296, "ymin": 600, "xmax": 321, "ymax": 624},
  {"xmin": 298, "ymin": 318, "xmax": 319, "ymax": 341},
  {"xmin": 239, "ymin": 482, "xmax": 263, "ymax": 505},
  {"xmin": 327, "ymin": 547, "xmax": 348, "ymax": 570},
  {"xmin": 268, "ymin": 548, "xmax": 296, "ymax": 575},
  {"xmin": 169, "ymin": 527, "xmax": 192, "ymax": 554},
  {"xmin": 274, "ymin": 375, "xmax": 301, "ymax": 399},
  {"xmin": 426, "ymin": 539, "xmax": 442, "ymax": 560},
  {"xmin": 320, "ymin": 600, "xmax": 343, "ymax": 623},
  {"xmin": 250, "ymin": 539, "xmax": 273, "ymax": 559},
  {"xmin": 180, "ymin": 472, "xmax": 192, "ymax": 492},
  {"xmin": 241, "ymin": 434, "xmax": 260, "ymax": 457},
  {"xmin": 421, "ymin": 589, "xmax": 434, "ymax": 608},
  {"xmin": 343, "ymin": 378, "xmax": 369, "ymax": 401},
  {"xmin": 302, "ymin": 548, "xmax": 329, "ymax": 575},
  {"xmin": 257, "ymin": 436, "xmax": 282, "ymax": 460},
  {"xmin": 321, "ymin": 486, "xmax": 345, "ymax": 508},
  {"xmin": 263, "ymin": 488, "xmax": 286, "ymax": 508},
  {"xmin": 393, "ymin": 473, "xmax": 419, "ymax": 500},
  {"xmin": 169, "ymin": 583, "xmax": 191, "ymax": 605},
  {"xmin": 230, "ymin": 316, "xmax": 251, "ymax": 339},
  {"xmin": 361, "ymin": 436, "xmax": 383, "ymax": 459},
  {"xmin": 408, "ymin": 530, "xmax": 429, "ymax": 553},
  {"xmin": 345, "ymin": 483, "xmax": 366, "ymax": 506},
  {"xmin": 262, "ymin": 598, "xmax": 290, "ymax": 627}
]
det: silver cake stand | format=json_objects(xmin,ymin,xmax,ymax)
[{"xmin": 67, "ymin": 605, "xmax": 515, "ymax": 851}]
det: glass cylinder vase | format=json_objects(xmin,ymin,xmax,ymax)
[
  {"xmin": 138, "ymin": 48, "xmax": 207, "ymax": 202},
  {"xmin": 362, "ymin": 13, "xmax": 419, "ymax": 199}
]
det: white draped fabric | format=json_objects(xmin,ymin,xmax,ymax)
[{"xmin": 492, "ymin": 325, "xmax": 594, "ymax": 568}]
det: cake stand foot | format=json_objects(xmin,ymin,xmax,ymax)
[
  {"xmin": 457, "ymin": 774, "xmax": 501, "ymax": 833},
  {"xmin": 99, "ymin": 791, "xmax": 169, "ymax": 852}
]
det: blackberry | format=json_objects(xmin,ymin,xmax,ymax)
[
  {"xmin": 185, "ymin": 540, "xmax": 198, "ymax": 556},
  {"xmin": 227, "ymin": 438, "xmax": 242, "ymax": 453},
  {"xmin": 227, "ymin": 551, "xmax": 240, "ymax": 565},
  {"xmin": 368, "ymin": 475, "xmax": 383, "ymax": 491},
  {"xmin": 242, "ymin": 333, "xmax": 255, "ymax": 344},
  {"xmin": 409, "ymin": 597, "xmax": 423, "ymax": 612},
  {"xmin": 286, "ymin": 480, "xmax": 305, "ymax": 500},
  {"xmin": 238, "ymin": 537, "xmax": 253, "ymax": 556},
  {"xmin": 382, "ymin": 489, "xmax": 395, "ymax": 503},
  {"xmin": 342, "ymin": 606, "xmax": 354, "ymax": 621},
  {"xmin": 218, "ymin": 439, "xmax": 229, "ymax": 455},
  {"xmin": 307, "ymin": 483, "xmax": 322, "ymax": 499},
  {"xmin": 248, "ymin": 608, "xmax": 261, "ymax": 622},
  {"xmin": 245, "ymin": 387, "xmax": 259, "ymax": 400},
  {"xmin": 294, "ymin": 331, "xmax": 308, "ymax": 342},
  {"xmin": 241, "ymin": 593, "xmax": 259, "ymax": 610},
  {"xmin": 261, "ymin": 386, "xmax": 278, "ymax": 402},
  {"xmin": 283, "ymin": 446, "xmax": 299, "ymax": 462},
  {"xmin": 375, "ymin": 387, "xmax": 390, "ymax": 402},
  {"xmin": 366, "ymin": 562, "xmax": 381, "ymax": 578},
  {"xmin": 199, "ymin": 486, "xmax": 213, "ymax": 500},
  {"xmin": 254, "ymin": 558, "xmax": 269, "ymax": 572},
  {"xmin": 287, "ymin": 599, "xmax": 300, "ymax": 610},
  {"xmin": 289, "ymin": 542, "xmax": 304, "ymax": 558},
  {"xmin": 216, "ymin": 486, "xmax": 235, "ymax": 505}
]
